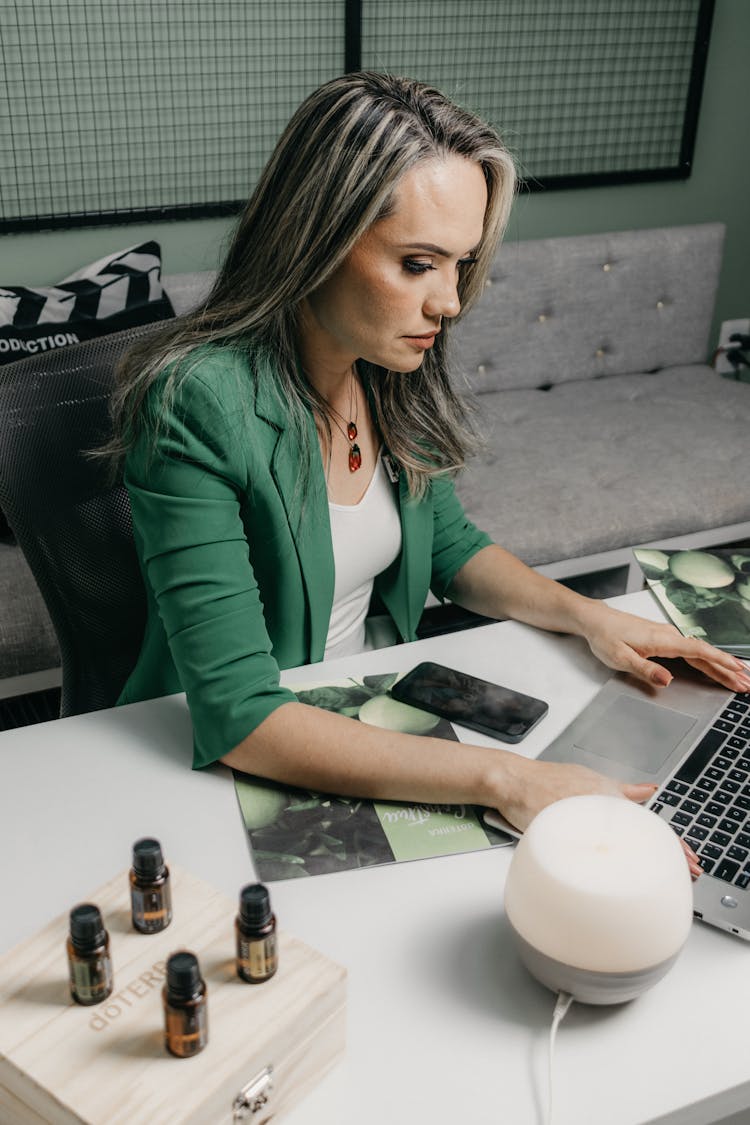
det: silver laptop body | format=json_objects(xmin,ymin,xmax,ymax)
[{"xmin": 536, "ymin": 663, "xmax": 750, "ymax": 940}]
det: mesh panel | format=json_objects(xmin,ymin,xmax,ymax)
[
  {"xmin": 0, "ymin": 324, "xmax": 159, "ymax": 715},
  {"xmin": 0, "ymin": 0, "xmax": 712, "ymax": 230},
  {"xmin": 1, "ymin": 0, "xmax": 344, "ymax": 229},
  {"xmin": 362, "ymin": 0, "xmax": 707, "ymax": 181}
]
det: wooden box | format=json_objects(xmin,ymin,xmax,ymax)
[{"xmin": 0, "ymin": 867, "xmax": 346, "ymax": 1124}]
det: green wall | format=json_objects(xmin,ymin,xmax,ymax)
[{"xmin": 2, "ymin": 0, "xmax": 748, "ymax": 348}]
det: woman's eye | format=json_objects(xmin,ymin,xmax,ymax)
[
  {"xmin": 402, "ymin": 255, "xmax": 477, "ymax": 276},
  {"xmin": 403, "ymin": 259, "xmax": 435, "ymax": 275}
]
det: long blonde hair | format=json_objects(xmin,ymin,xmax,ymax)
[{"xmin": 109, "ymin": 72, "xmax": 516, "ymax": 497}]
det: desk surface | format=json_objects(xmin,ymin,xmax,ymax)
[{"xmin": 1, "ymin": 591, "xmax": 749, "ymax": 1125}]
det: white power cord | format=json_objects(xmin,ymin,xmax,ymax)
[{"xmin": 546, "ymin": 991, "xmax": 574, "ymax": 1125}]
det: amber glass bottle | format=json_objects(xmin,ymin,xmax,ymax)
[
  {"xmin": 163, "ymin": 951, "xmax": 208, "ymax": 1058},
  {"xmin": 235, "ymin": 883, "xmax": 278, "ymax": 983},
  {"xmin": 129, "ymin": 837, "xmax": 172, "ymax": 934},
  {"xmin": 66, "ymin": 903, "xmax": 114, "ymax": 1005}
]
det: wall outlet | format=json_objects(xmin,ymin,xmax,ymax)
[{"xmin": 714, "ymin": 317, "xmax": 750, "ymax": 375}]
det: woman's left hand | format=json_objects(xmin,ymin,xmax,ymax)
[{"xmin": 579, "ymin": 602, "xmax": 750, "ymax": 692}]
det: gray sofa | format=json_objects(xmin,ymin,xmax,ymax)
[
  {"xmin": 452, "ymin": 221, "xmax": 750, "ymax": 585},
  {"xmin": 3, "ymin": 221, "xmax": 748, "ymax": 700}
]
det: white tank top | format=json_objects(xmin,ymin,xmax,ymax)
[{"xmin": 324, "ymin": 456, "xmax": 402, "ymax": 661}]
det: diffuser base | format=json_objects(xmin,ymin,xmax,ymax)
[{"xmin": 513, "ymin": 930, "xmax": 682, "ymax": 1005}]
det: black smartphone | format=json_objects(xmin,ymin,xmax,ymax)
[{"xmin": 390, "ymin": 661, "xmax": 548, "ymax": 743}]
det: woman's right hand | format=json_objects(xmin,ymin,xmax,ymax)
[
  {"xmin": 488, "ymin": 754, "xmax": 702, "ymax": 878},
  {"xmin": 490, "ymin": 754, "xmax": 656, "ymax": 834}
]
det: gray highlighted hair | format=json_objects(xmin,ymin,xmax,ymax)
[{"xmin": 109, "ymin": 72, "xmax": 516, "ymax": 496}]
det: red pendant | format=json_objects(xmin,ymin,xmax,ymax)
[
  {"xmin": 347, "ymin": 421, "xmax": 358, "ymax": 442},
  {"xmin": 349, "ymin": 443, "xmax": 362, "ymax": 472}
]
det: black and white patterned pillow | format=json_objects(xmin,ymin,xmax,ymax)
[
  {"xmin": 0, "ymin": 241, "xmax": 175, "ymax": 537},
  {"xmin": 0, "ymin": 240, "xmax": 175, "ymax": 366}
]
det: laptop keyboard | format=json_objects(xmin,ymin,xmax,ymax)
[{"xmin": 651, "ymin": 692, "xmax": 750, "ymax": 889}]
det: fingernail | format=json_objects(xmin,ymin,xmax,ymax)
[{"xmin": 651, "ymin": 670, "xmax": 672, "ymax": 687}]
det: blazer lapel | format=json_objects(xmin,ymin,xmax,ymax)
[{"xmin": 253, "ymin": 367, "xmax": 334, "ymax": 662}]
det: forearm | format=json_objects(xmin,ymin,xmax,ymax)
[
  {"xmin": 447, "ymin": 543, "xmax": 599, "ymax": 637},
  {"xmin": 222, "ymin": 700, "xmax": 520, "ymax": 808},
  {"xmin": 220, "ymin": 699, "xmax": 644, "ymax": 831}
]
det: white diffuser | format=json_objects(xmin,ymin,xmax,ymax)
[{"xmin": 504, "ymin": 795, "xmax": 693, "ymax": 1004}]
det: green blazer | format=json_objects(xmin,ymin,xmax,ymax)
[{"xmin": 119, "ymin": 346, "xmax": 491, "ymax": 768}]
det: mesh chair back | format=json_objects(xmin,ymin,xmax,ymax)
[{"xmin": 0, "ymin": 323, "xmax": 163, "ymax": 716}]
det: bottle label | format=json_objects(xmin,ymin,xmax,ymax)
[
  {"xmin": 165, "ymin": 1002, "xmax": 208, "ymax": 1057},
  {"xmin": 70, "ymin": 954, "xmax": 113, "ymax": 1003},
  {"xmin": 238, "ymin": 934, "xmax": 278, "ymax": 980},
  {"xmin": 131, "ymin": 885, "xmax": 172, "ymax": 933}
]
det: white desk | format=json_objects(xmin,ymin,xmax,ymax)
[{"xmin": 2, "ymin": 591, "xmax": 749, "ymax": 1125}]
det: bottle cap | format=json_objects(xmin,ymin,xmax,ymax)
[
  {"xmin": 239, "ymin": 883, "xmax": 272, "ymax": 929},
  {"xmin": 132, "ymin": 837, "xmax": 166, "ymax": 878},
  {"xmin": 166, "ymin": 951, "xmax": 203, "ymax": 1000},
  {"xmin": 69, "ymin": 903, "xmax": 106, "ymax": 952}
]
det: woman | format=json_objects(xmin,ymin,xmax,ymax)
[{"xmin": 112, "ymin": 73, "xmax": 749, "ymax": 843}]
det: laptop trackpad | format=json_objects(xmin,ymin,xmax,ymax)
[{"xmin": 574, "ymin": 695, "xmax": 697, "ymax": 774}]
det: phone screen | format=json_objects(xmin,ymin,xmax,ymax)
[{"xmin": 390, "ymin": 661, "xmax": 548, "ymax": 743}]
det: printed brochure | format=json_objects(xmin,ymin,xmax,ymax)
[
  {"xmin": 634, "ymin": 547, "xmax": 750, "ymax": 656},
  {"xmin": 233, "ymin": 672, "xmax": 512, "ymax": 880}
]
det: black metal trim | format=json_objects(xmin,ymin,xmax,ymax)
[
  {"xmin": 1, "ymin": 200, "xmax": 245, "ymax": 235},
  {"xmin": 679, "ymin": 0, "xmax": 716, "ymax": 173},
  {"xmin": 344, "ymin": 0, "xmax": 362, "ymax": 72},
  {"xmin": 523, "ymin": 166, "xmax": 693, "ymax": 195}
]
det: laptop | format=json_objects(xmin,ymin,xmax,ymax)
[{"xmin": 484, "ymin": 660, "xmax": 750, "ymax": 940}]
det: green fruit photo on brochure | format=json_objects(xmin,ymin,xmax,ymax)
[{"xmin": 634, "ymin": 548, "xmax": 750, "ymax": 657}]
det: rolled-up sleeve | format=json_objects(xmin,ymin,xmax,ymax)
[{"xmin": 428, "ymin": 474, "xmax": 492, "ymax": 600}]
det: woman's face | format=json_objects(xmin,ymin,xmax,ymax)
[{"xmin": 301, "ymin": 155, "xmax": 488, "ymax": 375}]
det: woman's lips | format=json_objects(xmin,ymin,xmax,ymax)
[{"xmin": 403, "ymin": 332, "xmax": 439, "ymax": 350}]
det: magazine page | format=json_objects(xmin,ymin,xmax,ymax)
[
  {"xmin": 633, "ymin": 548, "xmax": 750, "ymax": 656},
  {"xmin": 234, "ymin": 672, "xmax": 512, "ymax": 880}
]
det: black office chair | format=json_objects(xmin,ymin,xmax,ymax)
[{"xmin": 0, "ymin": 323, "xmax": 163, "ymax": 717}]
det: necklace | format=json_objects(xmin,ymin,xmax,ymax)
[{"xmin": 326, "ymin": 367, "xmax": 361, "ymax": 472}]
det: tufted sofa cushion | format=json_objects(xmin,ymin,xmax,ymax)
[
  {"xmin": 162, "ymin": 271, "xmax": 215, "ymax": 316},
  {"xmin": 451, "ymin": 223, "xmax": 724, "ymax": 393}
]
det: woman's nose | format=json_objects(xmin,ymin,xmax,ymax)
[{"xmin": 423, "ymin": 272, "xmax": 461, "ymax": 320}]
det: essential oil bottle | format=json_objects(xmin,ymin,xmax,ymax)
[
  {"xmin": 163, "ymin": 951, "xmax": 208, "ymax": 1058},
  {"xmin": 235, "ymin": 883, "xmax": 278, "ymax": 983},
  {"xmin": 130, "ymin": 837, "xmax": 172, "ymax": 934},
  {"xmin": 67, "ymin": 903, "xmax": 114, "ymax": 1006}
]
